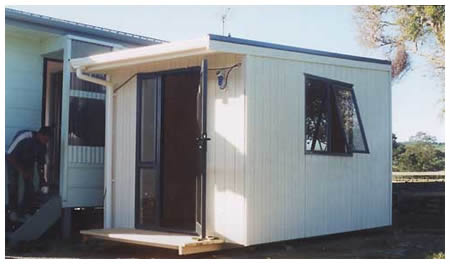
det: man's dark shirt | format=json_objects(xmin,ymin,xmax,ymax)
[{"xmin": 6, "ymin": 130, "xmax": 46, "ymax": 171}]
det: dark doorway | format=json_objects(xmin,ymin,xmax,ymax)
[
  {"xmin": 160, "ymin": 71, "xmax": 201, "ymax": 232},
  {"xmin": 135, "ymin": 68, "xmax": 202, "ymax": 234},
  {"xmin": 42, "ymin": 59, "xmax": 63, "ymax": 191}
]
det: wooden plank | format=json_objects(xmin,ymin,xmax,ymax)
[
  {"xmin": 179, "ymin": 242, "xmax": 240, "ymax": 255},
  {"xmin": 80, "ymin": 229, "xmax": 236, "ymax": 255},
  {"xmin": 80, "ymin": 229, "xmax": 194, "ymax": 250}
]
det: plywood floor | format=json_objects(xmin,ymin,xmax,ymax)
[{"xmin": 81, "ymin": 228, "xmax": 231, "ymax": 255}]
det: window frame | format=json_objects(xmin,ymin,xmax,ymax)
[{"xmin": 304, "ymin": 73, "xmax": 370, "ymax": 156}]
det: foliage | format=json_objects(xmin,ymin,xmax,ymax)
[
  {"xmin": 392, "ymin": 132, "xmax": 445, "ymax": 172},
  {"xmin": 409, "ymin": 131, "xmax": 437, "ymax": 144},
  {"xmin": 426, "ymin": 252, "xmax": 445, "ymax": 259},
  {"xmin": 353, "ymin": 6, "xmax": 445, "ymax": 80},
  {"xmin": 392, "ymin": 133, "xmax": 406, "ymax": 170}
]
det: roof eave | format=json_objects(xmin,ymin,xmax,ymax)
[{"xmin": 71, "ymin": 36, "xmax": 212, "ymax": 73}]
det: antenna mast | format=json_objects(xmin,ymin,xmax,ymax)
[{"xmin": 221, "ymin": 8, "xmax": 231, "ymax": 36}]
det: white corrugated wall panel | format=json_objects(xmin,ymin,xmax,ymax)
[
  {"xmin": 110, "ymin": 76, "xmax": 136, "ymax": 228},
  {"xmin": 208, "ymin": 54, "xmax": 246, "ymax": 244},
  {"xmin": 245, "ymin": 54, "xmax": 391, "ymax": 245},
  {"xmin": 245, "ymin": 55, "xmax": 307, "ymax": 245}
]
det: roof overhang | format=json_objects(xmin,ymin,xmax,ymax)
[{"xmin": 70, "ymin": 36, "xmax": 213, "ymax": 73}]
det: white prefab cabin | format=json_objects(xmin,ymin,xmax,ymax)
[{"xmin": 71, "ymin": 34, "xmax": 392, "ymax": 254}]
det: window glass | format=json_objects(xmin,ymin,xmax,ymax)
[
  {"xmin": 68, "ymin": 97, "xmax": 105, "ymax": 146},
  {"xmin": 140, "ymin": 78, "xmax": 157, "ymax": 162},
  {"xmin": 138, "ymin": 168, "xmax": 158, "ymax": 227},
  {"xmin": 71, "ymin": 40, "xmax": 112, "ymax": 59},
  {"xmin": 305, "ymin": 75, "xmax": 369, "ymax": 155},
  {"xmin": 70, "ymin": 72, "xmax": 106, "ymax": 93},
  {"xmin": 305, "ymin": 78, "xmax": 328, "ymax": 152},
  {"xmin": 70, "ymin": 40, "xmax": 112, "ymax": 93},
  {"xmin": 330, "ymin": 91, "xmax": 348, "ymax": 153},
  {"xmin": 334, "ymin": 87, "xmax": 368, "ymax": 152}
]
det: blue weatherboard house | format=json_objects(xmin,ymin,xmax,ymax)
[{"xmin": 5, "ymin": 8, "xmax": 164, "ymax": 242}]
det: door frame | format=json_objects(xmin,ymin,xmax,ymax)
[
  {"xmin": 134, "ymin": 66, "xmax": 202, "ymax": 233},
  {"xmin": 41, "ymin": 58, "xmax": 64, "ymax": 188},
  {"xmin": 41, "ymin": 58, "xmax": 64, "ymax": 127}
]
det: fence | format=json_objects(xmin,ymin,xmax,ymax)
[{"xmin": 392, "ymin": 171, "xmax": 445, "ymax": 183}]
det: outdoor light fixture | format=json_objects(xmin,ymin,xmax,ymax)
[
  {"xmin": 216, "ymin": 70, "xmax": 226, "ymax": 89},
  {"xmin": 211, "ymin": 63, "xmax": 242, "ymax": 90}
]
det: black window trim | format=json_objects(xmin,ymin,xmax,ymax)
[{"xmin": 304, "ymin": 73, "xmax": 370, "ymax": 156}]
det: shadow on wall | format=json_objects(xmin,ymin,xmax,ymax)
[
  {"xmin": 209, "ymin": 103, "xmax": 246, "ymax": 244},
  {"xmin": 206, "ymin": 57, "xmax": 246, "ymax": 245}
]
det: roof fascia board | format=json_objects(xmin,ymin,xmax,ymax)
[
  {"xmin": 86, "ymin": 49, "xmax": 215, "ymax": 73},
  {"xmin": 71, "ymin": 37, "xmax": 211, "ymax": 72}
]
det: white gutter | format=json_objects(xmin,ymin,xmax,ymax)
[
  {"xmin": 75, "ymin": 67, "xmax": 112, "ymax": 87},
  {"xmin": 74, "ymin": 66, "xmax": 114, "ymax": 229}
]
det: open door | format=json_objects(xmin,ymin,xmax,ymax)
[
  {"xmin": 135, "ymin": 64, "xmax": 207, "ymax": 236},
  {"xmin": 135, "ymin": 75, "xmax": 162, "ymax": 230},
  {"xmin": 195, "ymin": 59, "xmax": 209, "ymax": 238}
]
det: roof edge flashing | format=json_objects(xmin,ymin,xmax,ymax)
[{"xmin": 208, "ymin": 34, "xmax": 391, "ymax": 66}]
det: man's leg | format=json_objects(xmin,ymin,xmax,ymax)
[
  {"xmin": 6, "ymin": 160, "xmax": 18, "ymax": 211},
  {"xmin": 18, "ymin": 176, "xmax": 35, "ymax": 216}
]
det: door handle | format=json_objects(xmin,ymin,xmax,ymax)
[
  {"xmin": 196, "ymin": 133, "xmax": 211, "ymax": 142},
  {"xmin": 196, "ymin": 133, "xmax": 211, "ymax": 149}
]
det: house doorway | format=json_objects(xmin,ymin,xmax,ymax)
[
  {"xmin": 42, "ymin": 58, "xmax": 63, "ymax": 192},
  {"xmin": 136, "ymin": 66, "xmax": 207, "ymax": 235}
]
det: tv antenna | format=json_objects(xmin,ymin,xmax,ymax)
[{"xmin": 221, "ymin": 8, "xmax": 231, "ymax": 36}]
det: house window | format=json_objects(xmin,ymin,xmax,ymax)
[
  {"xmin": 305, "ymin": 74, "xmax": 369, "ymax": 155},
  {"xmin": 68, "ymin": 97, "xmax": 105, "ymax": 146}
]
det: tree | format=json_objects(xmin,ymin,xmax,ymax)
[
  {"xmin": 409, "ymin": 131, "xmax": 437, "ymax": 144},
  {"xmin": 392, "ymin": 133, "xmax": 406, "ymax": 171},
  {"xmin": 397, "ymin": 142, "xmax": 445, "ymax": 172},
  {"xmin": 353, "ymin": 6, "xmax": 445, "ymax": 80},
  {"xmin": 393, "ymin": 132, "xmax": 445, "ymax": 172}
]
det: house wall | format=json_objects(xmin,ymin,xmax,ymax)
[
  {"xmin": 5, "ymin": 32, "xmax": 44, "ymax": 147},
  {"xmin": 106, "ymin": 54, "xmax": 247, "ymax": 245},
  {"xmin": 244, "ymin": 54, "xmax": 391, "ymax": 245}
]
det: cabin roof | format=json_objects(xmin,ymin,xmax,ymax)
[
  {"xmin": 209, "ymin": 34, "xmax": 391, "ymax": 65},
  {"xmin": 70, "ymin": 34, "xmax": 391, "ymax": 73}
]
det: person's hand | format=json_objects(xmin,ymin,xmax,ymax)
[{"xmin": 41, "ymin": 185, "xmax": 49, "ymax": 194}]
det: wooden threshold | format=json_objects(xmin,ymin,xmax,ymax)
[{"xmin": 81, "ymin": 228, "xmax": 239, "ymax": 255}]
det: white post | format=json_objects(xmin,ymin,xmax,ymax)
[
  {"xmin": 59, "ymin": 37, "xmax": 71, "ymax": 205},
  {"xmin": 104, "ymin": 77, "xmax": 113, "ymax": 228}
]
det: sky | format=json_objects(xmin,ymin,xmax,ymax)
[{"xmin": 9, "ymin": 5, "xmax": 445, "ymax": 142}]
